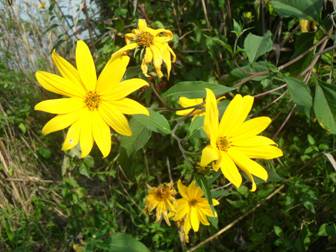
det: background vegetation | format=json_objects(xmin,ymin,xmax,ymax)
[{"xmin": 0, "ymin": 0, "xmax": 336, "ymax": 251}]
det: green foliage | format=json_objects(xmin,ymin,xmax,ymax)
[{"xmin": 1, "ymin": 0, "xmax": 336, "ymax": 251}]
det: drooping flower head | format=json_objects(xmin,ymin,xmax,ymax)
[
  {"xmin": 35, "ymin": 40, "xmax": 149, "ymax": 158},
  {"xmin": 175, "ymin": 97, "xmax": 204, "ymax": 119},
  {"xmin": 174, "ymin": 180, "xmax": 219, "ymax": 243},
  {"xmin": 200, "ymin": 89, "xmax": 283, "ymax": 191},
  {"xmin": 112, "ymin": 19, "xmax": 176, "ymax": 79},
  {"xmin": 145, "ymin": 182, "xmax": 176, "ymax": 225}
]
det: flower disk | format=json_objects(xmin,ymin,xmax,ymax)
[
  {"xmin": 34, "ymin": 40, "xmax": 150, "ymax": 158},
  {"xmin": 200, "ymin": 89, "xmax": 283, "ymax": 191}
]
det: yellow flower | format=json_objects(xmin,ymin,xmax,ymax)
[
  {"xmin": 175, "ymin": 97, "xmax": 204, "ymax": 118},
  {"xmin": 34, "ymin": 40, "xmax": 149, "ymax": 158},
  {"xmin": 112, "ymin": 19, "xmax": 176, "ymax": 79},
  {"xmin": 200, "ymin": 89, "xmax": 283, "ymax": 191},
  {"xmin": 145, "ymin": 182, "xmax": 176, "ymax": 225},
  {"xmin": 174, "ymin": 180, "xmax": 219, "ymax": 243}
]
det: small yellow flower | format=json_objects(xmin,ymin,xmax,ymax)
[
  {"xmin": 35, "ymin": 40, "xmax": 149, "ymax": 158},
  {"xmin": 200, "ymin": 89, "xmax": 283, "ymax": 191},
  {"xmin": 175, "ymin": 97, "xmax": 204, "ymax": 118},
  {"xmin": 174, "ymin": 180, "xmax": 219, "ymax": 243},
  {"xmin": 112, "ymin": 19, "xmax": 176, "ymax": 79},
  {"xmin": 145, "ymin": 182, "xmax": 176, "ymax": 225},
  {"xmin": 38, "ymin": 1, "xmax": 46, "ymax": 9}
]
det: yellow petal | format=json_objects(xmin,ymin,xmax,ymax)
[
  {"xmin": 231, "ymin": 116, "xmax": 272, "ymax": 140},
  {"xmin": 204, "ymin": 88, "xmax": 219, "ymax": 146},
  {"xmin": 188, "ymin": 181, "xmax": 203, "ymax": 198},
  {"xmin": 96, "ymin": 55, "xmax": 130, "ymax": 95},
  {"xmin": 42, "ymin": 112, "xmax": 80, "ymax": 135},
  {"xmin": 190, "ymin": 208, "xmax": 200, "ymax": 232},
  {"xmin": 232, "ymin": 135, "xmax": 276, "ymax": 146},
  {"xmin": 103, "ymin": 78, "xmax": 149, "ymax": 99},
  {"xmin": 62, "ymin": 120, "xmax": 81, "ymax": 151},
  {"xmin": 138, "ymin": 19, "xmax": 147, "ymax": 30},
  {"xmin": 200, "ymin": 145, "xmax": 219, "ymax": 167},
  {"xmin": 35, "ymin": 71, "xmax": 85, "ymax": 97},
  {"xmin": 111, "ymin": 43, "xmax": 138, "ymax": 60},
  {"xmin": 150, "ymin": 45, "xmax": 163, "ymax": 78},
  {"xmin": 212, "ymin": 199, "xmax": 220, "ymax": 206},
  {"xmin": 234, "ymin": 145, "xmax": 283, "ymax": 160},
  {"xmin": 51, "ymin": 50, "xmax": 85, "ymax": 92},
  {"xmin": 34, "ymin": 98, "xmax": 84, "ymax": 114},
  {"xmin": 228, "ymin": 148, "xmax": 268, "ymax": 181},
  {"xmin": 99, "ymin": 102, "xmax": 132, "ymax": 136},
  {"xmin": 79, "ymin": 111, "xmax": 94, "ymax": 158},
  {"xmin": 168, "ymin": 45, "xmax": 176, "ymax": 62},
  {"xmin": 177, "ymin": 180, "xmax": 189, "ymax": 199},
  {"xmin": 219, "ymin": 95, "xmax": 254, "ymax": 136},
  {"xmin": 140, "ymin": 47, "xmax": 153, "ymax": 77},
  {"xmin": 76, "ymin": 40, "xmax": 97, "ymax": 91},
  {"xmin": 105, "ymin": 98, "xmax": 149, "ymax": 116},
  {"xmin": 153, "ymin": 29, "xmax": 173, "ymax": 41},
  {"xmin": 174, "ymin": 199, "xmax": 189, "ymax": 221},
  {"xmin": 160, "ymin": 44, "xmax": 172, "ymax": 78},
  {"xmin": 198, "ymin": 211, "xmax": 210, "ymax": 225},
  {"xmin": 92, "ymin": 112, "xmax": 111, "ymax": 158},
  {"xmin": 219, "ymin": 152, "xmax": 243, "ymax": 189}
]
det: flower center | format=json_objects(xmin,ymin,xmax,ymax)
[
  {"xmin": 85, "ymin": 91, "xmax": 101, "ymax": 111},
  {"xmin": 155, "ymin": 185, "xmax": 172, "ymax": 200},
  {"xmin": 137, "ymin": 32, "xmax": 154, "ymax": 47},
  {"xmin": 189, "ymin": 199, "xmax": 198, "ymax": 206},
  {"xmin": 217, "ymin": 137, "xmax": 231, "ymax": 151}
]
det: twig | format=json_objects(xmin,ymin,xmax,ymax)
[
  {"xmin": 254, "ymin": 84, "xmax": 287, "ymax": 98},
  {"xmin": 273, "ymin": 104, "xmax": 296, "ymax": 138},
  {"xmin": 201, "ymin": 0, "xmax": 211, "ymax": 29},
  {"xmin": 188, "ymin": 185, "xmax": 285, "ymax": 252}
]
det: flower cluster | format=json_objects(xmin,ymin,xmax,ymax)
[
  {"xmin": 145, "ymin": 180, "xmax": 218, "ymax": 243},
  {"xmin": 34, "ymin": 18, "xmax": 283, "ymax": 242}
]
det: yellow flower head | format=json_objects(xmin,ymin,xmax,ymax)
[
  {"xmin": 35, "ymin": 40, "xmax": 149, "ymax": 158},
  {"xmin": 145, "ymin": 182, "xmax": 176, "ymax": 225},
  {"xmin": 112, "ymin": 19, "xmax": 176, "ymax": 79},
  {"xmin": 200, "ymin": 89, "xmax": 283, "ymax": 191},
  {"xmin": 174, "ymin": 180, "xmax": 219, "ymax": 243},
  {"xmin": 175, "ymin": 97, "xmax": 204, "ymax": 118}
]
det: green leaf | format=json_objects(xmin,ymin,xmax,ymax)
[
  {"xmin": 163, "ymin": 81, "xmax": 234, "ymax": 99},
  {"xmin": 243, "ymin": 31, "xmax": 273, "ymax": 63},
  {"xmin": 317, "ymin": 223, "xmax": 336, "ymax": 237},
  {"xmin": 271, "ymin": 0, "xmax": 322, "ymax": 20},
  {"xmin": 188, "ymin": 116, "xmax": 204, "ymax": 137},
  {"xmin": 106, "ymin": 233, "xmax": 150, "ymax": 252},
  {"xmin": 313, "ymin": 83, "xmax": 336, "ymax": 134},
  {"xmin": 133, "ymin": 109, "xmax": 171, "ymax": 135},
  {"xmin": 120, "ymin": 119, "xmax": 152, "ymax": 156},
  {"xmin": 285, "ymin": 76, "xmax": 312, "ymax": 117}
]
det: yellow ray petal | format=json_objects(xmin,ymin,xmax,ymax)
[
  {"xmin": 176, "ymin": 97, "xmax": 203, "ymax": 116},
  {"xmin": 150, "ymin": 45, "xmax": 163, "ymax": 78},
  {"xmin": 76, "ymin": 40, "xmax": 97, "ymax": 91},
  {"xmin": 219, "ymin": 95, "xmax": 254, "ymax": 137},
  {"xmin": 231, "ymin": 116, "xmax": 272, "ymax": 140},
  {"xmin": 103, "ymin": 78, "xmax": 148, "ymax": 99},
  {"xmin": 200, "ymin": 145, "xmax": 219, "ymax": 167},
  {"xmin": 153, "ymin": 29, "xmax": 173, "ymax": 41},
  {"xmin": 177, "ymin": 180, "xmax": 189, "ymax": 199},
  {"xmin": 204, "ymin": 89, "xmax": 219, "ymax": 146},
  {"xmin": 42, "ymin": 112, "xmax": 80, "ymax": 135},
  {"xmin": 35, "ymin": 71, "xmax": 85, "ymax": 97},
  {"xmin": 62, "ymin": 120, "xmax": 81, "ymax": 151},
  {"xmin": 188, "ymin": 181, "xmax": 203, "ymax": 199},
  {"xmin": 168, "ymin": 45, "xmax": 176, "ymax": 62},
  {"xmin": 92, "ymin": 112, "xmax": 111, "ymax": 158},
  {"xmin": 228, "ymin": 148, "xmax": 268, "ymax": 181},
  {"xmin": 99, "ymin": 102, "xmax": 132, "ymax": 136},
  {"xmin": 232, "ymin": 135, "xmax": 276, "ymax": 146},
  {"xmin": 34, "ymin": 98, "xmax": 84, "ymax": 114},
  {"xmin": 174, "ymin": 199, "xmax": 189, "ymax": 220},
  {"xmin": 111, "ymin": 43, "xmax": 138, "ymax": 60},
  {"xmin": 140, "ymin": 47, "xmax": 153, "ymax": 77},
  {"xmin": 219, "ymin": 152, "xmax": 243, "ymax": 189},
  {"xmin": 212, "ymin": 199, "xmax": 220, "ymax": 206},
  {"xmin": 160, "ymin": 44, "xmax": 172, "ymax": 78},
  {"xmin": 96, "ymin": 55, "xmax": 130, "ymax": 95},
  {"xmin": 79, "ymin": 111, "xmax": 94, "ymax": 158},
  {"xmin": 105, "ymin": 98, "xmax": 149, "ymax": 116},
  {"xmin": 138, "ymin": 19, "xmax": 148, "ymax": 30},
  {"xmin": 51, "ymin": 50, "xmax": 85, "ymax": 92},
  {"xmin": 234, "ymin": 145, "xmax": 283, "ymax": 160},
  {"xmin": 190, "ymin": 207, "xmax": 200, "ymax": 232},
  {"xmin": 198, "ymin": 211, "xmax": 210, "ymax": 225}
]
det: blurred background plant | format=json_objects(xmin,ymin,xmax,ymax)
[{"xmin": 0, "ymin": 0, "xmax": 336, "ymax": 251}]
